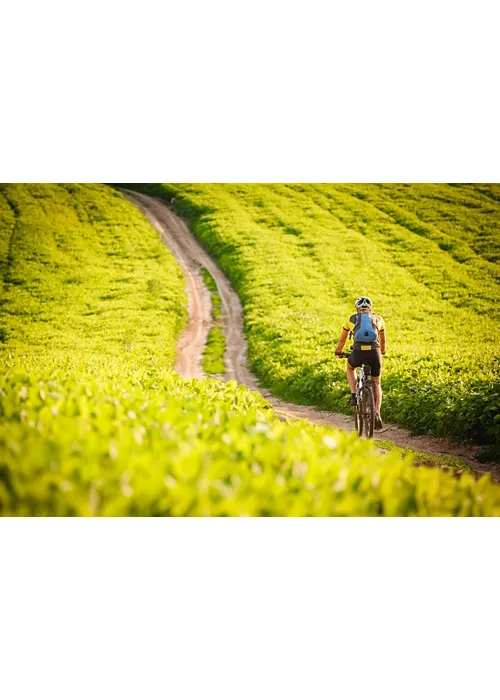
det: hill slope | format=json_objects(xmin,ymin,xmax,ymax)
[{"xmin": 131, "ymin": 183, "xmax": 500, "ymax": 450}]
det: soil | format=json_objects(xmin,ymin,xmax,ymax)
[{"xmin": 123, "ymin": 190, "xmax": 500, "ymax": 481}]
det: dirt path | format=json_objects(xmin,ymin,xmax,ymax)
[
  {"xmin": 123, "ymin": 191, "xmax": 213, "ymax": 378},
  {"xmin": 124, "ymin": 190, "xmax": 499, "ymax": 480}
]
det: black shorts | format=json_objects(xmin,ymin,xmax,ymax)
[{"xmin": 347, "ymin": 349, "xmax": 382, "ymax": 377}]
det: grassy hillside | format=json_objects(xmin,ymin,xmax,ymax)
[
  {"xmin": 2, "ymin": 183, "xmax": 500, "ymax": 516},
  {"xmin": 130, "ymin": 184, "xmax": 500, "ymax": 453}
]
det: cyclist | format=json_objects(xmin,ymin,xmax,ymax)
[{"xmin": 335, "ymin": 296, "xmax": 386, "ymax": 430}]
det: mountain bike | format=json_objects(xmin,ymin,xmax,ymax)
[{"xmin": 338, "ymin": 352, "xmax": 375, "ymax": 438}]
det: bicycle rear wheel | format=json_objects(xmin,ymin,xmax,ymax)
[{"xmin": 362, "ymin": 385, "xmax": 375, "ymax": 438}]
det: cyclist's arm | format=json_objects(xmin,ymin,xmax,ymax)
[
  {"xmin": 336, "ymin": 328, "xmax": 349, "ymax": 355},
  {"xmin": 380, "ymin": 328, "xmax": 386, "ymax": 354}
]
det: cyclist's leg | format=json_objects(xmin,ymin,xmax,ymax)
[
  {"xmin": 347, "ymin": 350, "xmax": 361, "ymax": 393},
  {"xmin": 347, "ymin": 363, "xmax": 357, "ymax": 393}
]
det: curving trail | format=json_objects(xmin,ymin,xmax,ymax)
[{"xmin": 123, "ymin": 190, "xmax": 499, "ymax": 480}]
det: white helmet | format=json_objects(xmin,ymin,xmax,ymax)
[{"xmin": 355, "ymin": 296, "xmax": 372, "ymax": 310}]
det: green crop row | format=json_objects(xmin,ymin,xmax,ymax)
[
  {"xmin": 2, "ymin": 183, "xmax": 500, "ymax": 516},
  {"xmin": 127, "ymin": 184, "xmax": 500, "ymax": 452}
]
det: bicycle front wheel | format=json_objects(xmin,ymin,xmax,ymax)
[
  {"xmin": 362, "ymin": 385, "xmax": 375, "ymax": 438},
  {"xmin": 353, "ymin": 392, "xmax": 363, "ymax": 437},
  {"xmin": 354, "ymin": 404, "xmax": 363, "ymax": 436}
]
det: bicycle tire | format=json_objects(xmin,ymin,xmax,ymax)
[
  {"xmin": 363, "ymin": 384, "xmax": 375, "ymax": 438},
  {"xmin": 354, "ymin": 397, "xmax": 363, "ymax": 436}
]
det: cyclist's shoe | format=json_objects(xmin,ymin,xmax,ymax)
[
  {"xmin": 374, "ymin": 413, "xmax": 383, "ymax": 430},
  {"xmin": 349, "ymin": 395, "xmax": 358, "ymax": 407}
]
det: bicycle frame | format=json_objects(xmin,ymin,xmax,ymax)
[
  {"xmin": 339, "ymin": 353, "xmax": 375, "ymax": 438},
  {"xmin": 357, "ymin": 363, "xmax": 372, "ymax": 404}
]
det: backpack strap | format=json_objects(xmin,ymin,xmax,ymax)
[
  {"xmin": 352, "ymin": 313, "xmax": 360, "ymax": 337},
  {"xmin": 369, "ymin": 311, "xmax": 380, "ymax": 332}
]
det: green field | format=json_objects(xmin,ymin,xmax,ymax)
[
  {"xmin": 0, "ymin": 183, "xmax": 187, "ymax": 363},
  {"xmin": 131, "ymin": 184, "xmax": 500, "ymax": 453},
  {"xmin": 1, "ymin": 183, "xmax": 500, "ymax": 516}
]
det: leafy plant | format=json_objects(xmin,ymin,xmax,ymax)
[{"xmin": 2, "ymin": 360, "xmax": 499, "ymax": 516}]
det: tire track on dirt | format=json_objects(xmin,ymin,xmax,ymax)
[{"xmin": 123, "ymin": 190, "xmax": 499, "ymax": 480}]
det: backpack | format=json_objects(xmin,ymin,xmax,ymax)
[{"xmin": 353, "ymin": 312, "xmax": 379, "ymax": 344}]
